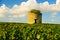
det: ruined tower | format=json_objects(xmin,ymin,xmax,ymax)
[{"xmin": 28, "ymin": 9, "xmax": 42, "ymax": 24}]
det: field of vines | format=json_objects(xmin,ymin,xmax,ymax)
[{"xmin": 0, "ymin": 23, "xmax": 60, "ymax": 40}]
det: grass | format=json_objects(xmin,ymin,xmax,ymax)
[{"xmin": 0, "ymin": 22, "xmax": 60, "ymax": 40}]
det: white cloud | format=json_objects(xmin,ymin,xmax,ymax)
[
  {"xmin": 56, "ymin": 0, "xmax": 60, "ymax": 4},
  {"xmin": 8, "ymin": 14, "xmax": 26, "ymax": 18},
  {"xmin": 8, "ymin": 18, "xmax": 13, "ymax": 22},
  {"xmin": 51, "ymin": 19, "xmax": 55, "ymax": 22},
  {"xmin": 0, "ymin": 0, "xmax": 60, "ymax": 22},
  {"xmin": 0, "ymin": 0, "xmax": 60, "ymax": 14},
  {"xmin": 40, "ymin": 1, "xmax": 60, "ymax": 12},
  {"xmin": 52, "ymin": 12, "xmax": 57, "ymax": 18},
  {"xmin": 0, "ymin": 0, "xmax": 60, "ymax": 15},
  {"xmin": 8, "ymin": 0, "xmax": 60, "ymax": 19},
  {"xmin": 0, "ymin": 0, "xmax": 39, "ymax": 18},
  {"xmin": 0, "ymin": 4, "xmax": 8, "ymax": 18},
  {"xmin": 0, "ymin": 14, "xmax": 4, "ymax": 18},
  {"xmin": 51, "ymin": 12, "xmax": 57, "ymax": 23},
  {"xmin": 39, "ymin": 0, "xmax": 60, "ymax": 23}
]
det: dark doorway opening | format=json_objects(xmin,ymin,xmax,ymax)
[{"xmin": 35, "ymin": 19, "xmax": 37, "ymax": 23}]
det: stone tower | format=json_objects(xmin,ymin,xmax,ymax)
[{"xmin": 28, "ymin": 9, "xmax": 42, "ymax": 24}]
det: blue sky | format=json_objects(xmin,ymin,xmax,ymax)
[
  {"xmin": 0, "ymin": 0, "xmax": 56, "ymax": 7},
  {"xmin": 0, "ymin": 0, "xmax": 60, "ymax": 24},
  {"xmin": 0, "ymin": 0, "xmax": 27, "ymax": 8}
]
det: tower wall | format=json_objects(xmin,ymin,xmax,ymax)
[
  {"xmin": 28, "ymin": 12, "xmax": 37, "ymax": 24},
  {"xmin": 28, "ymin": 9, "xmax": 42, "ymax": 24}
]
